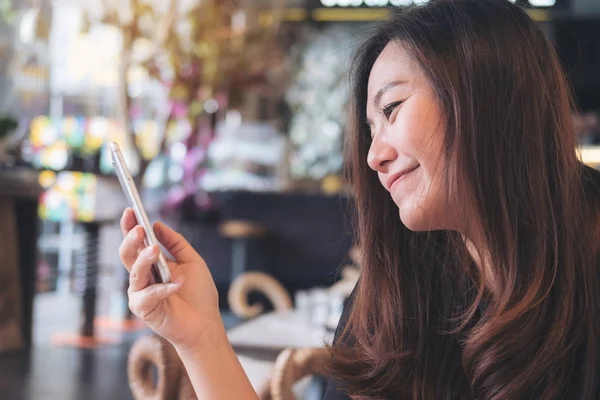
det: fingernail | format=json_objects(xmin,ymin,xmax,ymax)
[{"xmin": 143, "ymin": 246, "xmax": 157, "ymax": 259}]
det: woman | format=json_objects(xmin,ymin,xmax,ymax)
[{"xmin": 118, "ymin": 0, "xmax": 600, "ymax": 399}]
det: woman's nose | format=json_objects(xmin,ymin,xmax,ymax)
[{"xmin": 367, "ymin": 135, "xmax": 398, "ymax": 173}]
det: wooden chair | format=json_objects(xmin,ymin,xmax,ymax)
[
  {"xmin": 228, "ymin": 271, "xmax": 293, "ymax": 319},
  {"xmin": 262, "ymin": 347, "xmax": 330, "ymax": 400},
  {"xmin": 127, "ymin": 334, "xmax": 328, "ymax": 400},
  {"xmin": 127, "ymin": 335, "xmax": 184, "ymax": 400}
]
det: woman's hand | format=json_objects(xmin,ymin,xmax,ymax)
[{"xmin": 119, "ymin": 208, "xmax": 221, "ymax": 353}]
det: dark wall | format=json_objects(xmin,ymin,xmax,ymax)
[
  {"xmin": 176, "ymin": 192, "xmax": 356, "ymax": 309},
  {"xmin": 554, "ymin": 18, "xmax": 600, "ymax": 111}
]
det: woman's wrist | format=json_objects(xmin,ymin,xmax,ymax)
[
  {"xmin": 172, "ymin": 313, "xmax": 258, "ymax": 400},
  {"xmin": 173, "ymin": 313, "xmax": 229, "ymax": 358}
]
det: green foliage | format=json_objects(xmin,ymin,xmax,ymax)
[
  {"xmin": 0, "ymin": 0, "xmax": 15, "ymax": 24},
  {"xmin": 0, "ymin": 116, "xmax": 17, "ymax": 139}
]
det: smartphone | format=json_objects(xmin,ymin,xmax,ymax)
[{"xmin": 110, "ymin": 141, "xmax": 172, "ymax": 284}]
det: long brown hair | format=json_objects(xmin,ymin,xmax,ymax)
[{"xmin": 327, "ymin": 1, "xmax": 600, "ymax": 399}]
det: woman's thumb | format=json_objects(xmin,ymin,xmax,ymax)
[{"xmin": 153, "ymin": 222, "xmax": 199, "ymax": 263}]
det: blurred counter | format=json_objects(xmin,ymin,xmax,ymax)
[
  {"xmin": 0, "ymin": 167, "xmax": 42, "ymax": 352},
  {"xmin": 176, "ymin": 191, "xmax": 355, "ymax": 308}
]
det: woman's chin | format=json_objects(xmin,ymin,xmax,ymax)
[{"xmin": 398, "ymin": 207, "xmax": 428, "ymax": 232}]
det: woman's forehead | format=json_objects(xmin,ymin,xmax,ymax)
[{"xmin": 367, "ymin": 43, "xmax": 421, "ymax": 100}]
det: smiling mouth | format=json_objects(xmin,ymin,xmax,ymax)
[{"xmin": 388, "ymin": 165, "xmax": 420, "ymax": 191}]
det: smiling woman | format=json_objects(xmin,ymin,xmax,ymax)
[
  {"xmin": 114, "ymin": 1, "xmax": 600, "ymax": 399},
  {"xmin": 324, "ymin": 0, "xmax": 600, "ymax": 399}
]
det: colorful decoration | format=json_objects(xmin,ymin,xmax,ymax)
[
  {"xmin": 38, "ymin": 170, "xmax": 98, "ymax": 222},
  {"xmin": 22, "ymin": 115, "xmax": 158, "ymax": 174},
  {"xmin": 62, "ymin": 116, "xmax": 86, "ymax": 149}
]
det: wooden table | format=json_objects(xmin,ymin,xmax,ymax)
[
  {"xmin": 227, "ymin": 310, "xmax": 335, "ymax": 352},
  {"xmin": 229, "ymin": 310, "xmax": 332, "ymax": 399}
]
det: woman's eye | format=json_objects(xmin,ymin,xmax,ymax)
[{"xmin": 383, "ymin": 101, "xmax": 402, "ymax": 120}]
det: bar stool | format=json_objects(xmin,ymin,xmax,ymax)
[
  {"xmin": 219, "ymin": 220, "xmax": 269, "ymax": 280},
  {"xmin": 52, "ymin": 219, "xmax": 118, "ymax": 348}
]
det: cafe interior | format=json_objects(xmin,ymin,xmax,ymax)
[{"xmin": 1, "ymin": 0, "xmax": 599, "ymax": 399}]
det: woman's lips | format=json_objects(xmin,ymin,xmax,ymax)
[{"xmin": 387, "ymin": 165, "xmax": 420, "ymax": 192}]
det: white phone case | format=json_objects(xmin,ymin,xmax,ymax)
[{"xmin": 110, "ymin": 142, "xmax": 172, "ymax": 284}]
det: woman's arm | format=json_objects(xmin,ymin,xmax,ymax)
[
  {"xmin": 117, "ymin": 209, "xmax": 258, "ymax": 399},
  {"xmin": 175, "ymin": 321, "xmax": 258, "ymax": 400}
]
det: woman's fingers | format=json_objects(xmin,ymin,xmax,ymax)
[
  {"xmin": 128, "ymin": 277, "xmax": 185, "ymax": 322},
  {"xmin": 128, "ymin": 245, "xmax": 158, "ymax": 292},
  {"xmin": 120, "ymin": 208, "xmax": 137, "ymax": 237},
  {"xmin": 119, "ymin": 225, "xmax": 145, "ymax": 270},
  {"xmin": 154, "ymin": 222, "xmax": 200, "ymax": 264},
  {"xmin": 119, "ymin": 208, "xmax": 146, "ymax": 270}
]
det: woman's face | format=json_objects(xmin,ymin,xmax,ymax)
[{"xmin": 366, "ymin": 42, "xmax": 459, "ymax": 232}]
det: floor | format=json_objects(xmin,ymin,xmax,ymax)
[
  {"xmin": 0, "ymin": 288, "xmax": 138, "ymax": 400},
  {"xmin": 0, "ymin": 285, "xmax": 241, "ymax": 400},
  {"xmin": 0, "ymin": 343, "xmax": 135, "ymax": 400}
]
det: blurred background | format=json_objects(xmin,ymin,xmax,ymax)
[{"xmin": 0, "ymin": 0, "xmax": 599, "ymax": 399}]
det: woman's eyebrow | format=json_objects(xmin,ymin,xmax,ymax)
[{"xmin": 373, "ymin": 80, "xmax": 408, "ymax": 108}]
